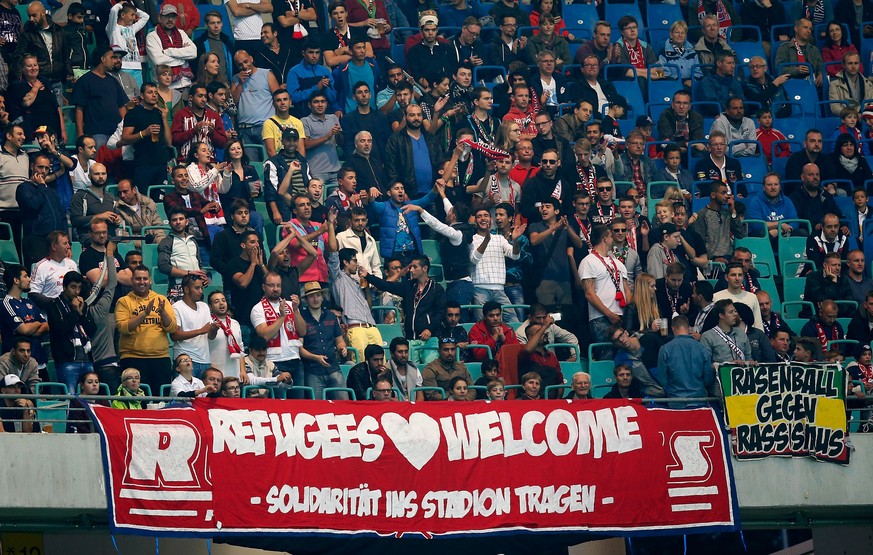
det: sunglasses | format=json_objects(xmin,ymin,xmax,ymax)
[
  {"xmin": 541, "ymin": 159, "xmax": 558, "ymax": 165},
  {"xmin": 598, "ymin": 187, "xmax": 613, "ymax": 192}
]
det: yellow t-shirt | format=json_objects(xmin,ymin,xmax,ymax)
[
  {"xmin": 115, "ymin": 290, "xmax": 177, "ymax": 359},
  {"xmin": 262, "ymin": 114, "xmax": 306, "ymax": 144}
]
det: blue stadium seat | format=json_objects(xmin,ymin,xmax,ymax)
[
  {"xmin": 563, "ymin": 4, "xmax": 599, "ymax": 35},
  {"xmin": 648, "ymin": 102, "xmax": 670, "ymax": 123},
  {"xmin": 648, "ymin": 64, "xmax": 684, "ymax": 106},
  {"xmin": 604, "ymin": 0, "xmax": 643, "ymax": 33},
  {"xmin": 645, "ymin": 27, "xmax": 669, "ymax": 52},
  {"xmin": 735, "ymin": 219, "xmax": 779, "ymax": 276},
  {"xmin": 727, "ymin": 26, "xmax": 766, "ymax": 65},
  {"xmin": 645, "ymin": 1, "xmax": 682, "ymax": 30},
  {"xmin": 778, "ymin": 66, "xmax": 819, "ymax": 115}
]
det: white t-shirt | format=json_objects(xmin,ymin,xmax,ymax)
[
  {"xmin": 30, "ymin": 257, "xmax": 79, "ymax": 299},
  {"xmin": 712, "ymin": 289, "xmax": 764, "ymax": 331},
  {"xmin": 540, "ymin": 77, "xmax": 557, "ymax": 106},
  {"xmin": 579, "ymin": 252, "xmax": 628, "ymax": 321},
  {"xmin": 170, "ymin": 374, "xmax": 206, "ymax": 397},
  {"xmin": 71, "ymin": 158, "xmax": 93, "ymax": 192},
  {"xmin": 250, "ymin": 299, "xmax": 302, "ymax": 362},
  {"xmin": 209, "ymin": 316, "xmax": 244, "ymax": 377},
  {"xmin": 172, "ymin": 300, "xmax": 212, "ymax": 363},
  {"xmin": 225, "ymin": 0, "xmax": 264, "ymax": 41}
]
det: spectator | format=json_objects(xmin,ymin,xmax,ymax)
[
  {"xmin": 106, "ymin": 1, "xmax": 149, "ymax": 86},
  {"xmin": 848, "ymin": 290, "xmax": 873, "ymax": 345},
  {"xmin": 325, "ymin": 213, "xmax": 383, "ymax": 354},
  {"xmin": 206, "ymin": 291, "xmax": 246, "ymax": 380},
  {"xmin": 172, "ymin": 83, "xmax": 228, "ymax": 162},
  {"xmin": 785, "ymin": 129, "xmax": 824, "ymax": 183},
  {"xmin": 742, "ymin": 56, "xmax": 790, "ymax": 116},
  {"xmin": 602, "ymin": 363, "xmax": 643, "ymax": 399},
  {"xmin": 804, "ymin": 252, "xmax": 852, "ymax": 313},
  {"xmin": 194, "ymin": 11, "xmax": 235, "ymax": 82},
  {"xmin": 806, "ymin": 213, "xmax": 850, "ymax": 271},
  {"xmin": 29, "ymin": 231, "xmax": 79, "ymax": 307},
  {"xmin": 163, "ymin": 166, "xmax": 216, "ymax": 260},
  {"xmin": 789, "ymin": 164, "xmax": 842, "ymax": 231},
  {"xmin": 564, "ymin": 371, "xmax": 592, "ymax": 400},
  {"xmin": 15, "ymin": 154, "xmax": 66, "ymax": 267},
  {"xmin": 265, "ymin": 128, "xmax": 309, "ymax": 223},
  {"xmin": 0, "ymin": 374, "xmax": 39, "ymax": 432},
  {"xmin": 272, "ymin": 0, "xmax": 317, "ymax": 49},
  {"xmin": 828, "ymin": 52, "xmax": 873, "ymax": 115},
  {"xmin": 7, "ymin": 54, "xmax": 64, "ymax": 142},
  {"xmin": 0, "ymin": 123, "xmax": 28, "ymax": 244},
  {"xmin": 262, "ymin": 90, "xmax": 307, "ymax": 163},
  {"xmin": 298, "ymin": 281, "xmax": 348, "ymax": 400},
  {"xmin": 252, "ymin": 23, "xmax": 294, "ymax": 90},
  {"xmin": 169, "ymin": 275, "xmax": 215, "ymax": 377},
  {"xmin": 469, "ymin": 207, "xmax": 524, "ymax": 321},
  {"xmin": 445, "ymin": 18, "xmax": 487, "ymax": 74},
  {"xmin": 115, "ymin": 179, "xmax": 167, "ymax": 246},
  {"xmin": 580, "ymin": 225, "xmax": 632, "ymax": 346},
  {"xmin": 287, "ymin": 42, "xmax": 338, "ymax": 118},
  {"xmin": 407, "ymin": 14, "xmax": 452, "ymax": 87},
  {"xmin": 31, "ymin": 126, "xmax": 75, "ymax": 211},
  {"xmin": 251, "ymin": 272, "xmax": 307, "ymax": 392},
  {"xmin": 820, "ymin": 133, "xmax": 872, "ymax": 191},
  {"xmin": 334, "ymin": 37, "xmax": 379, "ymax": 114},
  {"xmin": 111, "ymin": 367, "xmax": 145, "ymax": 409},
  {"xmin": 710, "ymin": 98, "xmax": 757, "ymax": 157},
  {"xmin": 529, "ymin": 199, "xmax": 584, "ymax": 306},
  {"xmin": 0, "ymin": 336, "xmax": 39, "ymax": 391},
  {"xmin": 653, "ymin": 144, "xmax": 695, "ymax": 196},
  {"xmin": 658, "ymin": 91, "xmax": 705, "ymax": 159},
  {"xmin": 420, "ymin": 337, "xmax": 475, "ymax": 400},
  {"xmin": 347, "ymin": 343, "xmax": 387, "ymax": 400},
  {"xmin": 646, "ymin": 223, "xmax": 682, "ymax": 280},
  {"xmin": 70, "ymin": 163, "xmax": 120, "ymax": 244},
  {"xmin": 735, "ymin": 302, "xmax": 777, "ymax": 363},
  {"xmin": 656, "ymin": 262, "xmax": 693, "ymax": 324},
  {"xmin": 0, "ymin": 264, "xmax": 49, "ymax": 373},
  {"xmin": 614, "ymin": 131, "xmax": 656, "ymax": 196},
  {"xmin": 519, "ymin": 316, "xmax": 563, "ymax": 397},
  {"xmin": 114, "ymin": 266, "xmax": 177, "ymax": 394},
  {"xmin": 700, "ymin": 53, "xmax": 744, "ymax": 112},
  {"xmin": 0, "ymin": 0, "xmax": 22, "ymax": 65},
  {"xmin": 488, "ymin": 14, "xmax": 529, "ymax": 69},
  {"xmin": 843, "ymin": 250, "xmax": 873, "ymax": 304},
  {"xmin": 574, "ymin": 21, "xmax": 618, "ymax": 69},
  {"xmin": 658, "ymin": 20, "xmax": 699, "ymax": 89},
  {"xmin": 71, "ymin": 135, "xmax": 97, "ymax": 193},
  {"xmin": 531, "ymin": 113, "xmax": 569, "ymax": 167},
  {"xmin": 170, "ymin": 353, "xmax": 214, "ymax": 397},
  {"xmin": 700, "ymin": 299, "xmax": 754, "ymax": 366},
  {"xmin": 121, "ymin": 82, "xmax": 172, "ymax": 193},
  {"xmin": 756, "ymin": 108, "xmax": 791, "ymax": 165},
  {"xmin": 321, "ymin": 1, "xmax": 372, "ymax": 69},
  {"xmin": 775, "ymin": 18, "xmax": 824, "ymax": 87},
  {"xmin": 281, "ymin": 193, "xmax": 328, "ymax": 284},
  {"xmin": 383, "ymin": 104, "xmax": 439, "ymax": 198},
  {"xmin": 693, "ymin": 14, "xmax": 734, "ymax": 67},
  {"xmin": 302, "ymin": 91, "xmax": 342, "ymax": 187},
  {"xmin": 713, "ymin": 263, "xmax": 764, "ymax": 330},
  {"xmin": 657, "ymin": 315, "xmax": 714, "ymax": 407},
  {"xmin": 613, "ymin": 15, "xmax": 662, "ymax": 100},
  {"xmin": 345, "ymin": 0, "xmax": 391, "ymax": 58},
  {"xmin": 691, "ymin": 181, "xmax": 746, "ymax": 264},
  {"xmin": 268, "ymin": 223, "xmax": 317, "ymax": 299},
  {"xmin": 607, "ymin": 324, "xmax": 666, "ymax": 397},
  {"xmin": 345, "ymin": 130, "xmax": 388, "ymax": 197},
  {"xmin": 146, "ymin": 5, "xmax": 197, "ymax": 91},
  {"xmin": 341, "ymin": 83, "xmax": 391, "ymax": 160},
  {"xmin": 231, "ymin": 49, "xmax": 281, "ymax": 158},
  {"xmin": 13, "ymin": 2, "xmax": 66, "ymax": 98},
  {"xmin": 692, "ymin": 280, "xmax": 716, "ymax": 335},
  {"xmin": 757, "ymin": 289, "xmax": 793, "ymax": 339},
  {"xmin": 771, "ymin": 329, "xmax": 793, "ymax": 362},
  {"xmin": 801, "ymin": 299, "xmax": 844, "ymax": 353},
  {"xmin": 364, "ymin": 181, "xmax": 433, "ymax": 266},
  {"xmin": 381, "ymin": 337, "xmax": 422, "ymax": 401},
  {"xmin": 228, "ymin": 230, "xmax": 269, "ymax": 331},
  {"xmin": 156, "ymin": 207, "xmax": 206, "ymax": 303}
]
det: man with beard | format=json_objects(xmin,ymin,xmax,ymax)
[
  {"xmin": 171, "ymin": 83, "xmax": 227, "ymax": 162},
  {"xmin": 691, "ymin": 181, "xmax": 745, "ymax": 264},
  {"xmin": 299, "ymin": 281, "xmax": 348, "ymax": 400},
  {"xmin": 336, "ymin": 206, "xmax": 382, "ymax": 277},
  {"xmin": 253, "ymin": 23, "xmax": 294, "ymax": 87},
  {"xmin": 341, "ymin": 84, "xmax": 391, "ymax": 161},
  {"xmin": 251, "ymin": 272, "xmax": 307, "ymax": 394},
  {"xmin": 790, "ymin": 163, "xmax": 843, "ymax": 231},
  {"xmin": 13, "ymin": 2, "xmax": 66, "ymax": 96},
  {"xmin": 710, "ymin": 97, "xmax": 757, "ymax": 156},
  {"xmin": 345, "ymin": 130, "xmax": 388, "ymax": 197},
  {"xmin": 519, "ymin": 148, "xmax": 564, "ymax": 223},
  {"xmin": 700, "ymin": 299, "xmax": 754, "ymax": 367},
  {"xmin": 384, "ymin": 104, "xmax": 439, "ymax": 198},
  {"xmin": 15, "ymin": 154, "xmax": 66, "ymax": 266},
  {"xmin": 69, "ymin": 163, "xmax": 121, "ymax": 244},
  {"xmin": 376, "ymin": 63, "xmax": 414, "ymax": 114},
  {"xmin": 121, "ymin": 82, "xmax": 173, "ymax": 192},
  {"xmin": 207, "ymin": 290, "xmax": 246, "ymax": 379},
  {"xmin": 157, "ymin": 207, "xmax": 208, "ymax": 302},
  {"xmin": 803, "ymin": 213, "xmax": 849, "ymax": 272},
  {"xmin": 145, "ymin": 5, "xmax": 197, "ymax": 91},
  {"xmin": 554, "ymin": 99, "xmax": 592, "ymax": 144},
  {"xmin": 785, "ymin": 129, "xmax": 824, "ymax": 184}
]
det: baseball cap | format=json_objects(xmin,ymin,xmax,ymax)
[
  {"xmin": 420, "ymin": 13, "xmax": 438, "ymax": 27},
  {"xmin": 2, "ymin": 374, "xmax": 23, "ymax": 388},
  {"xmin": 635, "ymin": 115, "xmax": 652, "ymax": 128},
  {"xmin": 281, "ymin": 127, "xmax": 300, "ymax": 141},
  {"xmin": 111, "ymin": 44, "xmax": 128, "ymax": 56},
  {"xmin": 159, "ymin": 4, "xmax": 178, "ymax": 16},
  {"xmin": 659, "ymin": 222, "xmax": 678, "ymax": 237},
  {"xmin": 33, "ymin": 125, "xmax": 55, "ymax": 136}
]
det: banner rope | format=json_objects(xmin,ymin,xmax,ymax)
[
  {"xmin": 155, "ymin": 537, "xmax": 159, "ymax": 555},
  {"xmin": 206, "ymin": 538, "xmax": 212, "ymax": 555},
  {"xmin": 740, "ymin": 530, "xmax": 747, "ymax": 551},
  {"xmin": 111, "ymin": 535, "xmax": 122, "ymax": 555}
]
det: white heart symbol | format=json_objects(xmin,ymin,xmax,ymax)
[{"xmin": 381, "ymin": 412, "xmax": 441, "ymax": 471}]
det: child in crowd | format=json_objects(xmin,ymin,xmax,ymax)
[
  {"xmin": 601, "ymin": 99, "xmax": 627, "ymax": 153},
  {"xmin": 448, "ymin": 376, "xmax": 470, "ymax": 401},
  {"xmin": 106, "ymin": 1, "xmax": 150, "ymax": 86},
  {"xmin": 486, "ymin": 379, "xmax": 506, "ymax": 401},
  {"xmin": 833, "ymin": 106, "xmax": 867, "ymax": 155},
  {"xmin": 847, "ymin": 188, "xmax": 872, "ymax": 248},
  {"xmin": 473, "ymin": 359, "xmax": 500, "ymax": 399},
  {"xmin": 755, "ymin": 108, "xmax": 790, "ymax": 165},
  {"xmin": 307, "ymin": 179, "xmax": 327, "ymax": 223}
]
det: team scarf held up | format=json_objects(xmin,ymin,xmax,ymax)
[
  {"xmin": 260, "ymin": 298, "xmax": 300, "ymax": 349},
  {"xmin": 213, "ymin": 314, "xmax": 243, "ymax": 357},
  {"xmin": 698, "ymin": 0, "xmax": 732, "ymax": 39}
]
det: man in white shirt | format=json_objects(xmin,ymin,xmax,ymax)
[
  {"xmin": 579, "ymin": 224, "xmax": 632, "ymax": 345},
  {"xmin": 145, "ymin": 5, "xmax": 197, "ymax": 90},
  {"xmin": 30, "ymin": 231, "xmax": 79, "ymax": 307},
  {"xmin": 207, "ymin": 290, "xmax": 247, "ymax": 380},
  {"xmin": 336, "ymin": 206, "xmax": 382, "ymax": 277},
  {"xmin": 225, "ymin": 0, "xmax": 273, "ymax": 54},
  {"xmin": 250, "ymin": 272, "xmax": 307, "ymax": 394},
  {"xmin": 71, "ymin": 135, "xmax": 96, "ymax": 192},
  {"xmin": 170, "ymin": 275, "xmax": 216, "ymax": 377},
  {"xmin": 470, "ymin": 207, "xmax": 526, "ymax": 322},
  {"xmin": 713, "ymin": 262, "xmax": 764, "ymax": 330}
]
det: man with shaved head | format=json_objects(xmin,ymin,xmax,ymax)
[
  {"xmin": 14, "ymin": 1, "xmax": 67, "ymax": 100},
  {"xmin": 70, "ymin": 162, "xmax": 122, "ymax": 244},
  {"xmin": 789, "ymin": 163, "xmax": 843, "ymax": 232}
]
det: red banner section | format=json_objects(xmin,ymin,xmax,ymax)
[{"xmin": 90, "ymin": 399, "xmax": 738, "ymax": 537}]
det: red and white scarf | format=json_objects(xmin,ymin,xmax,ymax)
[
  {"xmin": 815, "ymin": 322, "xmax": 840, "ymax": 351},
  {"xmin": 626, "ymin": 41, "xmax": 645, "ymax": 69},
  {"xmin": 261, "ymin": 297, "xmax": 299, "ymax": 348},
  {"xmin": 213, "ymin": 314, "xmax": 242, "ymax": 358},
  {"xmin": 457, "ymin": 138, "xmax": 510, "ymax": 159},
  {"xmin": 156, "ymin": 25, "xmax": 194, "ymax": 83}
]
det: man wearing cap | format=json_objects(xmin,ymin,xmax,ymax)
[
  {"xmin": 109, "ymin": 44, "xmax": 140, "ymax": 100},
  {"xmin": 299, "ymin": 281, "xmax": 348, "ymax": 400},
  {"xmin": 72, "ymin": 45, "xmax": 130, "ymax": 147},
  {"xmin": 264, "ymin": 127, "xmax": 310, "ymax": 223},
  {"xmin": 0, "ymin": 374, "xmax": 39, "ymax": 433},
  {"xmin": 146, "ymin": 4, "xmax": 197, "ymax": 91},
  {"xmin": 261, "ymin": 88, "xmax": 305, "ymax": 158},
  {"xmin": 407, "ymin": 14, "xmax": 452, "ymax": 88},
  {"xmin": 121, "ymin": 82, "xmax": 173, "ymax": 193},
  {"xmin": 13, "ymin": 1, "xmax": 67, "ymax": 100},
  {"xmin": 646, "ymin": 223, "xmax": 682, "ymax": 280}
]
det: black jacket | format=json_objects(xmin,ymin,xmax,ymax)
[
  {"xmin": 366, "ymin": 275, "xmax": 446, "ymax": 339},
  {"xmin": 346, "ymin": 152, "xmax": 388, "ymax": 196},
  {"xmin": 577, "ymin": 78, "xmax": 623, "ymax": 116},
  {"xmin": 63, "ymin": 22, "xmax": 89, "ymax": 73},
  {"xmin": 383, "ymin": 129, "xmax": 440, "ymax": 195},
  {"xmin": 45, "ymin": 296, "xmax": 96, "ymax": 363},
  {"xmin": 347, "ymin": 361, "xmax": 382, "ymax": 401},
  {"xmin": 13, "ymin": 21, "xmax": 67, "ymax": 83},
  {"xmin": 341, "ymin": 109, "xmax": 392, "ymax": 158},
  {"xmin": 519, "ymin": 171, "xmax": 569, "ymax": 223},
  {"xmin": 847, "ymin": 308, "xmax": 873, "ymax": 345},
  {"xmin": 439, "ymin": 222, "xmax": 475, "ymax": 281},
  {"xmin": 15, "ymin": 180, "xmax": 66, "ymax": 237}
]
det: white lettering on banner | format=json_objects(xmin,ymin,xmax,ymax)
[
  {"xmin": 127, "ymin": 421, "xmax": 199, "ymax": 485},
  {"xmin": 210, "ymin": 407, "xmax": 644, "ymax": 469}
]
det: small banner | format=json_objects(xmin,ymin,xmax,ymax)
[
  {"xmin": 719, "ymin": 363, "xmax": 849, "ymax": 465},
  {"xmin": 90, "ymin": 399, "xmax": 738, "ymax": 538}
]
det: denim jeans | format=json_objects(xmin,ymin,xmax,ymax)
[
  {"xmin": 305, "ymin": 370, "xmax": 348, "ymax": 400},
  {"xmin": 472, "ymin": 287, "xmax": 518, "ymax": 323},
  {"xmin": 59, "ymin": 361, "xmax": 94, "ymax": 393},
  {"xmin": 588, "ymin": 316, "xmax": 614, "ymax": 360},
  {"xmin": 274, "ymin": 358, "xmax": 305, "ymax": 398},
  {"xmin": 504, "ymin": 283, "xmax": 526, "ymax": 321},
  {"xmin": 192, "ymin": 362, "xmax": 211, "ymax": 379},
  {"xmin": 238, "ymin": 124, "xmax": 265, "ymax": 161},
  {"xmin": 446, "ymin": 279, "xmax": 475, "ymax": 322}
]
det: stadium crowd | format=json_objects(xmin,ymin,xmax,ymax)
[{"xmin": 2, "ymin": 0, "xmax": 873, "ymax": 432}]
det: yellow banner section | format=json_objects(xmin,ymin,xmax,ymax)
[{"xmin": 1, "ymin": 532, "xmax": 45, "ymax": 555}]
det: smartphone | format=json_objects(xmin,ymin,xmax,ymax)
[{"xmin": 551, "ymin": 312, "xmax": 562, "ymax": 322}]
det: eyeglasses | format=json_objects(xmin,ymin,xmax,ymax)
[
  {"xmin": 534, "ymin": 121, "xmax": 550, "ymax": 126},
  {"xmin": 223, "ymin": 386, "xmax": 241, "ymax": 392},
  {"xmin": 439, "ymin": 337, "xmax": 457, "ymax": 344},
  {"xmin": 374, "ymin": 388, "xmax": 393, "ymax": 393},
  {"xmin": 502, "ymin": 23, "xmax": 517, "ymax": 28},
  {"xmin": 622, "ymin": 25, "xmax": 638, "ymax": 31},
  {"xmin": 598, "ymin": 187, "xmax": 613, "ymax": 192},
  {"xmin": 749, "ymin": 64, "xmax": 766, "ymax": 69},
  {"xmin": 541, "ymin": 159, "xmax": 558, "ymax": 165},
  {"xmin": 612, "ymin": 228, "xmax": 627, "ymax": 232}
]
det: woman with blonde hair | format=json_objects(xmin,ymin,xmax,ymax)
[
  {"xmin": 623, "ymin": 273, "xmax": 662, "ymax": 334},
  {"xmin": 155, "ymin": 64, "xmax": 184, "ymax": 122},
  {"xmin": 494, "ymin": 120, "xmax": 522, "ymax": 154},
  {"xmin": 112, "ymin": 368, "xmax": 146, "ymax": 409}
]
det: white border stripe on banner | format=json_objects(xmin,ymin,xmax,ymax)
[
  {"xmin": 121, "ymin": 489, "xmax": 213, "ymax": 501},
  {"xmin": 671, "ymin": 503, "xmax": 713, "ymax": 512},
  {"xmin": 668, "ymin": 487, "xmax": 719, "ymax": 497},
  {"xmin": 130, "ymin": 509, "xmax": 199, "ymax": 517}
]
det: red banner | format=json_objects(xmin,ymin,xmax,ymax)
[{"xmin": 90, "ymin": 399, "xmax": 738, "ymax": 537}]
